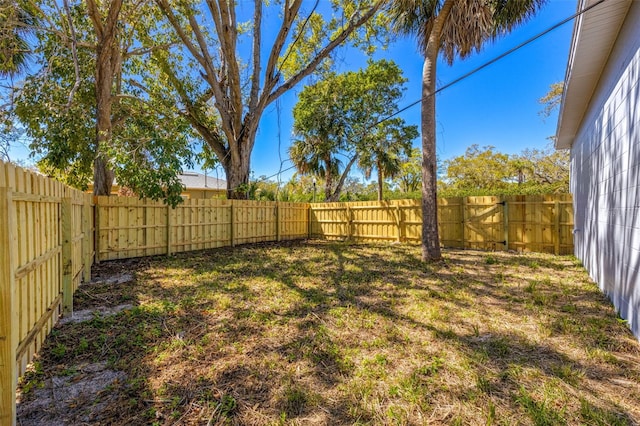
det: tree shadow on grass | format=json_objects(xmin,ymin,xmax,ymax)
[{"xmin": 17, "ymin": 240, "xmax": 640, "ymax": 425}]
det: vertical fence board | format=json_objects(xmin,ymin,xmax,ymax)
[
  {"xmin": 92, "ymin": 197, "xmax": 311, "ymax": 259},
  {"xmin": 61, "ymin": 198, "xmax": 73, "ymax": 315},
  {"xmin": 0, "ymin": 188, "xmax": 17, "ymax": 425}
]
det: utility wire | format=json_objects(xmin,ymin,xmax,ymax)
[
  {"xmin": 231, "ymin": 0, "xmax": 608, "ymax": 194},
  {"xmin": 374, "ymin": 0, "xmax": 608, "ymax": 126}
]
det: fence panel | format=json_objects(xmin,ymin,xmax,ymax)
[
  {"xmin": 464, "ymin": 196, "xmax": 504, "ymax": 251},
  {"xmin": 278, "ymin": 202, "xmax": 310, "ymax": 240},
  {"xmin": 233, "ymin": 200, "xmax": 276, "ymax": 245},
  {"xmin": 96, "ymin": 198, "xmax": 310, "ymax": 261},
  {"xmin": 310, "ymin": 195, "xmax": 574, "ymax": 254},
  {"xmin": 438, "ymin": 198, "xmax": 463, "ymax": 247},
  {"xmin": 504, "ymin": 194, "xmax": 574, "ymax": 255},
  {"xmin": 1, "ymin": 161, "xmax": 93, "ymax": 425}
]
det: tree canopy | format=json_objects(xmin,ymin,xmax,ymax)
[
  {"xmin": 392, "ymin": 147, "xmax": 422, "ymax": 194},
  {"xmin": 12, "ymin": 0, "xmax": 197, "ymax": 205},
  {"xmin": 539, "ymin": 82, "xmax": 564, "ymax": 119},
  {"xmin": 0, "ymin": 1, "xmax": 35, "ymax": 77},
  {"xmin": 439, "ymin": 144, "xmax": 569, "ymax": 196},
  {"xmin": 290, "ymin": 59, "xmax": 417, "ymax": 201}
]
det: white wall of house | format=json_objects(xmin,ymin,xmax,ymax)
[{"xmin": 570, "ymin": 1, "xmax": 640, "ymax": 337}]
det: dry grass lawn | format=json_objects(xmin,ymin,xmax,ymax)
[{"xmin": 18, "ymin": 240, "xmax": 640, "ymax": 425}]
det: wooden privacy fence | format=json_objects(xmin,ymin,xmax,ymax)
[
  {"xmin": 2, "ymin": 171, "xmax": 573, "ymax": 424},
  {"xmin": 95, "ymin": 197, "xmax": 310, "ymax": 261},
  {"xmin": 310, "ymin": 195, "xmax": 574, "ymax": 254},
  {"xmin": 0, "ymin": 162, "xmax": 94, "ymax": 425}
]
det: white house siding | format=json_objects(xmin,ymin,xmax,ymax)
[{"xmin": 570, "ymin": 1, "xmax": 640, "ymax": 337}]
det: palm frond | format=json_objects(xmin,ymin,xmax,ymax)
[
  {"xmin": 0, "ymin": 1, "xmax": 35, "ymax": 77},
  {"xmin": 388, "ymin": 0, "xmax": 546, "ymax": 62}
]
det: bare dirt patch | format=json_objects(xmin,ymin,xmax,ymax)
[
  {"xmin": 17, "ymin": 362, "xmax": 126, "ymax": 425},
  {"xmin": 17, "ymin": 241, "xmax": 640, "ymax": 425},
  {"xmin": 58, "ymin": 304, "xmax": 134, "ymax": 325}
]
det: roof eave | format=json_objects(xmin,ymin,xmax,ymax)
[{"xmin": 555, "ymin": 0, "xmax": 632, "ymax": 150}]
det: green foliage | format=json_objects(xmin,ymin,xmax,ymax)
[
  {"xmin": 392, "ymin": 147, "xmax": 422, "ymax": 193},
  {"xmin": 539, "ymin": 82, "xmax": 563, "ymax": 119},
  {"xmin": 15, "ymin": 7, "xmax": 97, "ymax": 189},
  {"xmin": 388, "ymin": 0, "xmax": 545, "ymax": 62},
  {"xmin": 438, "ymin": 144, "xmax": 569, "ymax": 197},
  {"xmin": 441, "ymin": 145, "xmax": 512, "ymax": 191},
  {"xmin": 290, "ymin": 59, "xmax": 416, "ymax": 201},
  {"xmin": 0, "ymin": 1, "xmax": 36, "ymax": 77},
  {"xmin": 259, "ymin": 141, "xmax": 568, "ymax": 202},
  {"xmin": 358, "ymin": 118, "xmax": 418, "ymax": 200},
  {"xmin": 278, "ymin": 0, "xmax": 390, "ymax": 80},
  {"xmin": 13, "ymin": 0, "xmax": 196, "ymax": 205}
]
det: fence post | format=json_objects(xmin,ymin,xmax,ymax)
[
  {"xmin": 93, "ymin": 197, "xmax": 100, "ymax": 264},
  {"xmin": 230, "ymin": 200, "xmax": 235, "ymax": 247},
  {"xmin": 307, "ymin": 204, "xmax": 312, "ymax": 239},
  {"xmin": 166, "ymin": 203, "xmax": 173, "ymax": 256},
  {"xmin": 395, "ymin": 205, "xmax": 402, "ymax": 243},
  {"xmin": 143, "ymin": 199, "xmax": 149, "ymax": 257},
  {"xmin": 503, "ymin": 198, "xmax": 509, "ymax": 252},
  {"xmin": 275, "ymin": 203, "xmax": 281, "ymax": 242},
  {"xmin": 82, "ymin": 197, "xmax": 92, "ymax": 282},
  {"xmin": 0, "ymin": 188, "xmax": 17, "ymax": 426},
  {"xmin": 461, "ymin": 198, "xmax": 468, "ymax": 249},
  {"xmin": 554, "ymin": 199, "xmax": 560, "ymax": 255},
  {"xmin": 61, "ymin": 197, "xmax": 73, "ymax": 316},
  {"xmin": 346, "ymin": 205, "xmax": 352, "ymax": 240}
]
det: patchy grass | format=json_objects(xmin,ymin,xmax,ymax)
[{"xmin": 19, "ymin": 241, "xmax": 640, "ymax": 425}]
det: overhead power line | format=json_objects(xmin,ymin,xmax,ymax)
[{"xmin": 375, "ymin": 0, "xmax": 608, "ymax": 125}]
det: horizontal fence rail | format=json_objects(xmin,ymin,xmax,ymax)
[
  {"xmin": 1, "ymin": 161, "xmax": 94, "ymax": 425},
  {"xmin": 310, "ymin": 195, "xmax": 574, "ymax": 255}
]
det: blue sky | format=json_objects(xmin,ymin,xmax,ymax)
[
  {"xmin": 249, "ymin": 0, "xmax": 577, "ymax": 183},
  {"xmin": 7, "ymin": 0, "xmax": 577, "ymax": 184}
]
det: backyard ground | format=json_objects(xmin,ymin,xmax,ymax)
[{"xmin": 16, "ymin": 240, "xmax": 640, "ymax": 425}]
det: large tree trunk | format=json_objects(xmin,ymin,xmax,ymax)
[
  {"xmin": 224, "ymin": 162, "xmax": 250, "ymax": 199},
  {"xmin": 420, "ymin": 53, "xmax": 442, "ymax": 262},
  {"xmin": 93, "ymin": 156, "xmax": 114, "ymax": 196},
  {"xmin": 87, "ymin": 0, "xmax": 122, "ymax": 196},
  {"xmin": 419, "ymin": 0, "xmax": 454, "ymax": 262},
  {"xmin": 93, "ymin": 52, "xmax": 114, "ymax": 196},
  {"xmin": 221, "ymin": 136, "xmax": 252, "ymax": 199}
]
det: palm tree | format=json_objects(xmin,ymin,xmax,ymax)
[
  {"xmin": 388, "ymin": 0, "xmax": 545, "ymax": 261},
  {"xmin": 289, "ymin": 135, "xmax": 348, "ymax": 202},
  {"xmin": 358, "ymin": 120, "xmax": 418, "ymax": 201},
  {"xmin": 0, "ymin": 1, "xmax": 35, "ymax": 77}
]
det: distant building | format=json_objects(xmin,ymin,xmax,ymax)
[
  {"xmin": 556, "ymin": 0, "xmax": 639, "ymax": 338},
  {"xmin": 175, "ymin": 171, "xmax": 227, "ymax": 199},
  {"xmin": 89, "ymin": 171, "xmax": 227, "ymax": 199}
]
